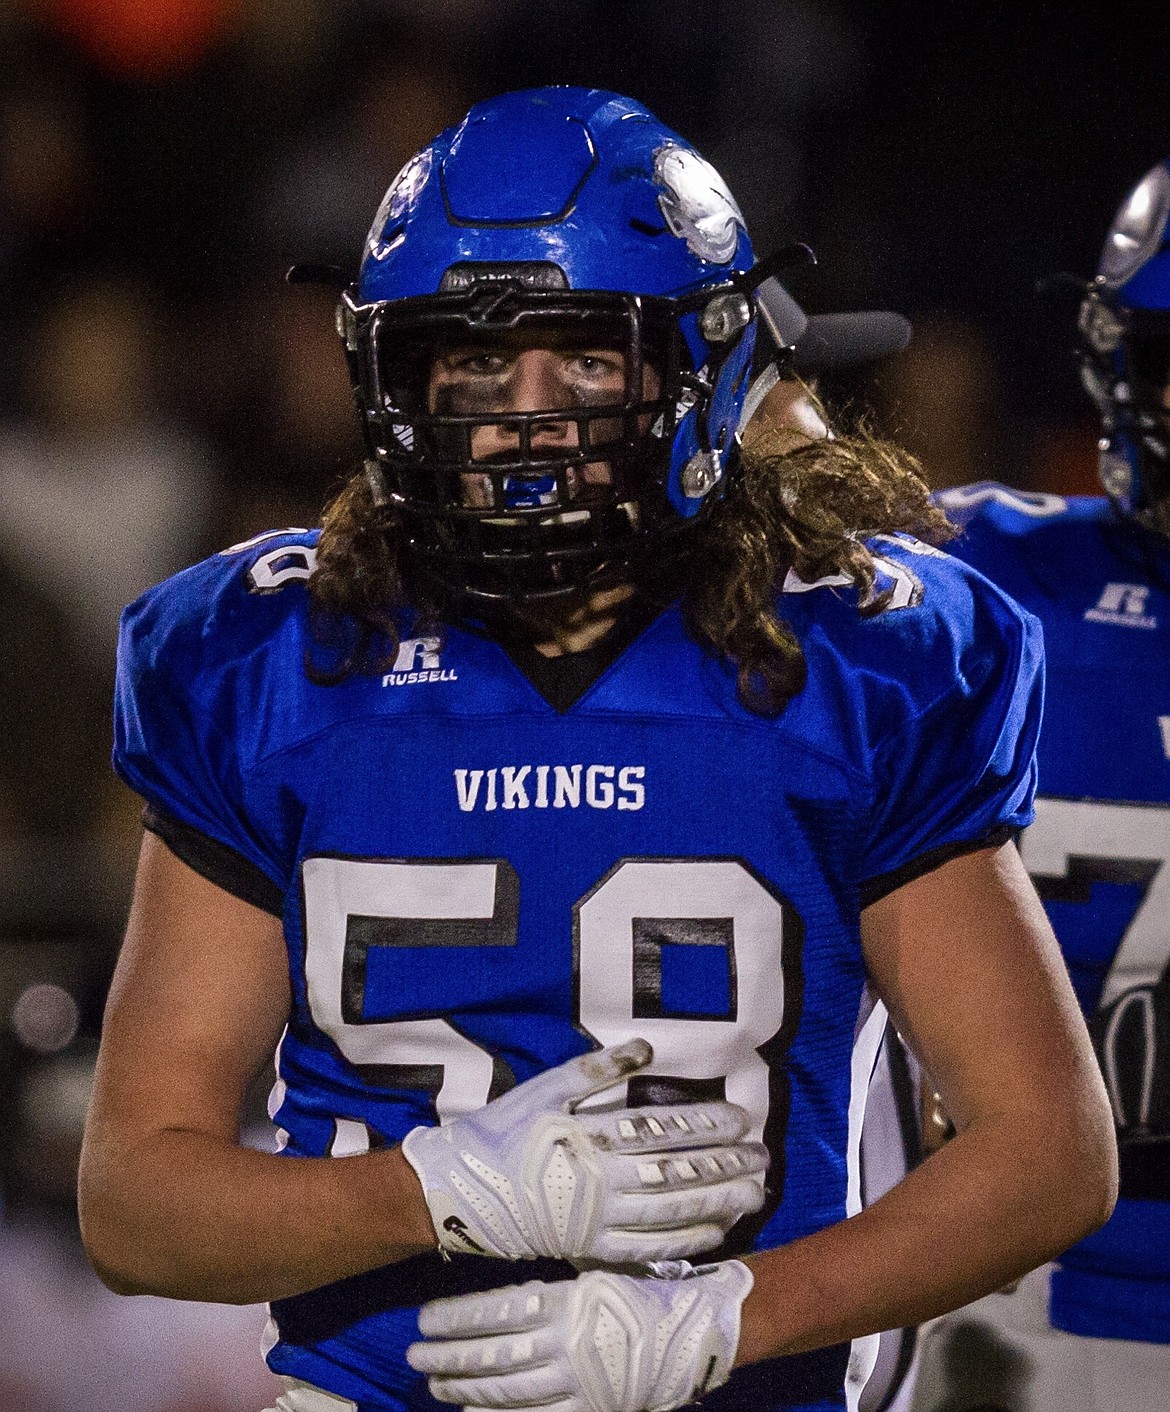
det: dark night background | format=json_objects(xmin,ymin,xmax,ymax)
[{"xmin": 0, "ymin": 4, "xmax": 1164, "ymax": 1408}]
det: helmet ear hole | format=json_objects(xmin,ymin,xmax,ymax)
[{"xmin": 1098, "ymin": 446, "xmax": 1135, "ymax": 503}]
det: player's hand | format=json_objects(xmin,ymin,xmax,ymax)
[
  {"xmin": 399, "ymin": 1039, "xmax": 767, "ymax": 1262},
  {"xmin": 407, "ymin": 1259, "xmax": 753, "ymax": 1412}
]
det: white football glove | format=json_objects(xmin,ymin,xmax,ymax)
[
  {"xmin": 407, "ymin": 1259, "xmax": 754, "ymax": 1412},
  {"xmin": 400, "ymin": 1038, "xmax": 767, "ymax": 1263}
]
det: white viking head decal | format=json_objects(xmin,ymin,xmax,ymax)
[{"xmin": 653, "ymin": 144, "xmax": 745, "ymax": 265}]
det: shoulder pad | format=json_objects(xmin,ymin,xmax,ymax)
[
  {"xmin": 122, "ymin": 527, "xmax": 320, "ymax": 671},
  {"xmin": 934, "ymin": 481, "xmax": 1069, "ymax": 533},
  {"xmin": 216, "ymin": 527, "xmax": 319, "ymax": 595}
]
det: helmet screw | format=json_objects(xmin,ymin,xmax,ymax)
[
  {"xmin": 700, "ymin": 292, "xmax": 752, "ymax": 344},
  {"xmin": 680, "ymin": 449, "xmax": 724, "ymax": 499}
]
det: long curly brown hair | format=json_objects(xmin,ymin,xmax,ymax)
[{"xmin": 306, "ymin": 422, "xmax": 953, "ymax": 715}]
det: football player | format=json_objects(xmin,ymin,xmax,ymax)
[
  {"xmin": 78, "ymin": 89, "xmax": 1115, "ymax": 1412},
  {"xmin": 918, "ymin": 161, "xmax": 1170, "ymax": 1412}
]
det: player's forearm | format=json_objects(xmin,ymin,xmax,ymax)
[
  {"xmin": 78, "ymin": 1127, "xmax": 436, "ymax": 1303},
  {"xmin": 733, "ymin": 1106, "xmax": 1116, "ymax": 1365}
]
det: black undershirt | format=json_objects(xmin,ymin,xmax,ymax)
[{"xmin": 496, "ymin": 592, "xmax": 671, "ymax": 712}]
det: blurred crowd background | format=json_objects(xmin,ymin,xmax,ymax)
[{"xmin": 1, "ymin": 3, "xmax": 1168, "ymax": 1408}]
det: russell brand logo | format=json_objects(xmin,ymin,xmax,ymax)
[
  {"xmin": 454, "ymin": 764, "xmax": 646, "ymax": 812},
  {"xmin": 1084, "ymin": 583, "xmax": 1158, "ymax": 630},
  {"xmin": 382, "ymin": 636, "xmax": 458, "ymax": 687}
]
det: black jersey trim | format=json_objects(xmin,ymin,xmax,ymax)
[
  {"xmin": 498, "ymin": 593, "xmax": 668, "ymax": 712},
  {"xmin": 503, "ymin": 636, "xmax": 616, "ymax": 712},
  {"xmin": 859, "ymin": 825, "xmax": 1016, "ymax": 909},
  {"xmin": 143, "ymin": 805, "xmax": 284, "ymax": 917},
  {"xmin": 1118, "ymin": 1136, "xmax": 1170, "ymax": 1201}
]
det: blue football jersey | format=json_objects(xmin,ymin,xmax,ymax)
[
  {"xmin": 939, "ymin": 483, "xmax": 1170, "ymax": 1345},
  {"xmin": 113, "ymin": 527, "xmax": 1041, "ymax": 1412}
]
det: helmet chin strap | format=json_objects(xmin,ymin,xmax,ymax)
[{"xmin": 415, "ymin": 513, "xmax": 696, "ymax": 632}]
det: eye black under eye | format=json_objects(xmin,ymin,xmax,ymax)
[
  {"xmin": 456, "ymin": 355, "xmax": 507, "ymax": 376},
  {"xmin": 565, "ymin": 354, "xmax": 623, "ymax": 377}
]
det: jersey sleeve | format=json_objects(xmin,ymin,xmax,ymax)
[
  {"xmin": 112, "ymin": 551, "xmax": 295, "ymax": 900},
  {"xmin": 859, "ymin": 555, "xmax": 1044, "ymax": 903},
  {"xmin": 142, "ymin": 804, "xmax": 284, "ymax": 916}
]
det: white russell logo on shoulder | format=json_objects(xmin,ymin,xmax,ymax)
[{"xmin": 1084, "ymin": 583, "xmax": 1158, "ymax": 630}]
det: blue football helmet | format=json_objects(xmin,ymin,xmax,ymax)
[
  {"xmin": 336, "ymin": 87, "xmax": 760, "ymax": 602},
  {"xmin": 1079, "ymin": 158, "xmax": 1170, "ymax": 535}
]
